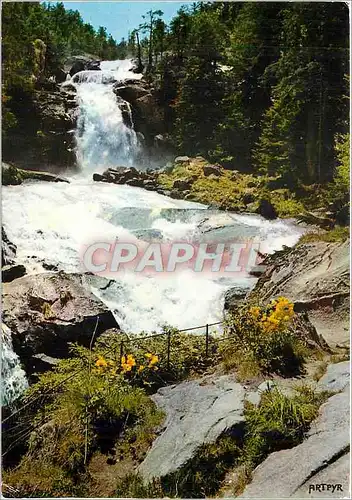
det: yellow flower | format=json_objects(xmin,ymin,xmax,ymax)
[
  {"xmin": 121, "ymin": 354, "xmax": 136, "ymax": 373},
  {"xmin": 148, "ymin": 354, "xmax": 159, "ymax": 367},
  {"xmin": 249, "ymin": 306, "xmax": 261, "ymax": 318},
  {"xmin": 95, "ymin": 357, "xmax": 108, "ymax": 368},
  {"xmin": 138, "ymin": 365, "xmax": 145, "ymax": 373}
]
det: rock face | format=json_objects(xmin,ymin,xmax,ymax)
[
  {"xmin": 249, "ymin": 241, "xmax": 350, "ymax": 347},
  {"xmin": 2, "ymin": 272, "xmax": 117, "ymax": 375},
  {"xmin": 138, "ymin": 375, "xmax": 246, "ymax": 482},
  {"xmin": 2, "ymin": 89, "xmax": 77, "ymax": 172},
  {"xmin": 113, "ymin": 80, "xmax": 164, "ymax": 145},
  {"xmin": 240, "ymin": 364, "xmax": 350, "ymax": 498},
  {"xmin": 2, "ymin": 226, "xmax": 17, "ymax": 266},
  {"xmin": 317, "ymin": 360, "xmax": 350, "ymax": 393},
  {"xmin": 64, "ymin": 55, "xmax": 101, "ymax": 76}
]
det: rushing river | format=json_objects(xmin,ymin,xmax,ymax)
[{"xmin": 2, "ymin": 60, "xmax": 304, "ymax": 403}]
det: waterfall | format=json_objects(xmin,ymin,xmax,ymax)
[
  {"xmin": 1, "ymin": 324, "xmax": 28, "ymax": 406},
  {"xmin": 67, "ymin": 59, "xmax": 143, "ymax": 173}
]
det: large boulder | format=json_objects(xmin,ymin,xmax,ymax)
[
  {"xmin": 138, "ymin": 375, "xmax": 246, "ymax": 482},
  {"xmin": 257, "ymin": 198, "xmax": 277, "ymax": 220},
  {"xmin": 2, "ymin": 272, "xmax": 117, "ymax": 374},
  {"xmin": 248, "ymin": 241, "xmax": 350, "ymax": 348},
  {"xmin": 240, "ymin": 367, "xmax": 350, "ymax": 498},
  {"xmin": 113, "ymin": 83, "xmax": 150, "ymax": 103},
  {"xmin": 65, "ymin": 55, "xmax": 101, "ymax": 76}
]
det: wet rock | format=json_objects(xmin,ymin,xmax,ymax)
[
  {"xmin": 2, "ymin": 227, "xmax": 17, "ymax": 268},
  {"xmin": 175, "ymin": 156, "xmax": 190, "ymax": 164},
  {"xmin": 2, "ymin": 162, "xmax": 23, "ymax": 186},
  {"xmin": 2, "ymin": 264, "xmax": 27, "ymax": 283},
  {"xmin": 257, "ymin": 198, "xmax": 277, "ymax": 220},
  {"xmin": 113, "ymin": 83, "xmax": 149, "ymax": 103},
  {"xmin": 32, "ymin": 353, "xmax": 61, "ymax": 374},
  {"xmin": 143, "ymin": 179, "xmax": 157, "ymax": 191},
  {"xmin": 125, "ymin": 178, "xmax": 144, "ymax": 187},
  {"xmin": 115, "ymin": 96, "xmax": 133, "ymax": 128},
  {"xmin": 2, "ymin": 272, "xmax": 117, "ymax": 374},
  {"xmin": 224, "ymin": 287, "xmax": 248, "ymax": 311},
  {"xmin": 93, "ymin": 173, "xmax": 104, "ymax": 182},
  {"xmin": 133, "ymin": 93, "xmax": 164, "ymax": 142},
  {"xmin": 66, "ymin": 55, "xmax": 101, "ymax": 77},
  {"xmin": 3, "ymin": 163, "xmax": 69, "ymax": 185},
  {"xmin": 139, "ymin": 375, "xmax": 246, "ymax": 482}
]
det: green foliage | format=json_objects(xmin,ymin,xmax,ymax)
[
  {"xmin": 162, "ymin": 435, "xmax": 241, "ymax": 498},
  {"xmin": 2, "ymin": 163, "xmax": 24, "ymax": 186},
  {"xmin": 95, "ymin": 325, "xmax": 215, "ymax": 390},
  {"xmin": 297, "ymin": 226, "xmax": 350, "ymax": 244},
  {"xmin": 221, "ymin": 298, "xmax": 306, "ymax": 379},
  {"xmin": 242, "ymin": 386, "xmax": 330, "ymax": 469},
  {"xmin": 1, "ymin": 2, "xmax": 123, "ymax": 132},
  {"xmin": 4, "ymin": 345, "xmax": 163, "ymax": 497},
  {"xmin": 145, "ymin": 2, "xmax": 348, "ymax": 188},
  {"xmin": 115, "ymin": 474, "xmax": 164, "ymax": 498},
  {"xmin": 114, "ymin": 386, "xmax": 329, "ymax": 499}
]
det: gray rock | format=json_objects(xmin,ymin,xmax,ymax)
[
  {"xmin": 2, "ymin": 272, "xmax": 117, "ymax": 374},
  {"xmin": 224, "ymin": 287, "xmax": 247, "ymax": 311},
  {"xmin": 113, "ymin": 83, "xmax": 149, "ymax": 103},
  {"xmin": 138, "ymin": 375, "xmax": 246, "ymax": 482},
  {"xmin": 203, "ymin": 164, "xmax": 222, "ymax": 176},
  {"xmin": 240, "ymin": 385, "xmax": 350, "ymax": 498},
  {"xmin": 93, "ymin": 173, "xmax": 104, "ymax": 182},
  {"xmin": 257, "ymin": 380, "xmax": 276, "ymax": 393},
  {"xmin": 2, "ymin": 264, "xmax": 26, "ymax": 283},
  {"xmin": 317, "ymin": 361, "xmax": 350, "ymax": 393},
  {"xmin": 249, "ymin": 241, "xmax": 350, "ymax": 347},
  {"xmin": 125, "ymin": 178, "xmax": 144, "ymax": 187},
  {"xmin": 174, "ymin": 156, "xmax": 190, "ymax": 164},
  {"xmin": 172, "ymin": 179, "xmax": 192, "ymax": 191}
]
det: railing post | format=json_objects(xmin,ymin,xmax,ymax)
[
  {"xmin": 167, "ymin": 330, "xmax": 171, "ymax": 370},
  {"xmin": 205, "ymin": 324, "xmax": 209, "ymax": 357},
  {"xmin": 119, "ymin": 341, "xmax": 124, "ymax": 365}
]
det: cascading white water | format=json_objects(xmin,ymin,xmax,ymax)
[
  {"xmin": 71, "ymin": 59, "xmax": 142, "ymax": 173},
  {"xmin": 2, "ymin": 59, "xmax": 306, "ymax": 402},
  {"xmin": 1, "ymin": 325, "xmax": 28, "ymax": 406}
]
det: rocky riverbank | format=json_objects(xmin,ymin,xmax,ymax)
[{"xmin": 92, "ymin": 156, "xmax": 348, "ymax": 223}]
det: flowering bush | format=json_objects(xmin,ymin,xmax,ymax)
[{"xmin": 222, "ymin": 297, "xmax": 305, "ymax": 377}]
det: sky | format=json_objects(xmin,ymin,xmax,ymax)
[{"xmin": 60, "ymin": 1, "xmax": 191, "ymax": 42}]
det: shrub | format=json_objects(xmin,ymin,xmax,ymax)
[
  {"xmin": 4, "ymin": 344, "xmax": 163, "ymax": 497},
  {"xmin": 297, "ymin": 226, "xmax": 350, "ymax": 244},
  {"xmin": 221, "ymin": 297, "xmax": 306, "ymax": 378},
  {"xmin": 95, "ymin": 326, "xmax": 216, "ymax": 390},
  {"xmin": 241, "ymin": 385, "xmax": 330, "ymax": 470}
]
